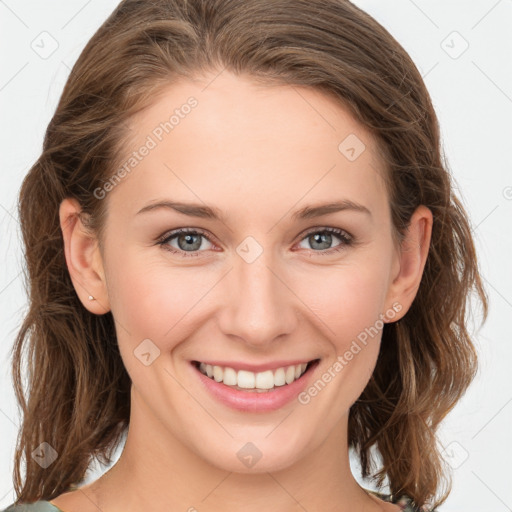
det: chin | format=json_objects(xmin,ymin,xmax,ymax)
[{"xmin": 190, "ymin": 430, "xmax": 310, "ymax": 474}]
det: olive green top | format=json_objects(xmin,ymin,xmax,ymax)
[{"xmin": 2, "ymin": 503, "xmax": 62, "ymax": 512}]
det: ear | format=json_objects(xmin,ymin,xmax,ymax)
[
  {"xmin": 384, "ymin": 205, "xmax": 433, "ymax": 322},
  {"xmin": 59, "ymin": 197, "xmax": 110, "ymax": 315}
]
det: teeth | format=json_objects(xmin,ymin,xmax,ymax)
[
  {"xmin": 197, "ymin": 362, "xmax": 309, "ymax": 390},
  {"xmin": 223, "ymin": 366, "xmax": 237, "ymax": 386},
  {"xmin": 285, "ymin": 365, "xmax": 295, "ymax": 384}
]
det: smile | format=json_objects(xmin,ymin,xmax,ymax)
[
  {"xmin": 191, "ymin": 358, "xmax": 320, "ymax": 412},
  {"xmin": 193, "ymin": 360, "xmax": 316, "ymax": 391}
]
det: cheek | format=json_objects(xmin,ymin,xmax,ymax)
[
  {"xmin": 106, "ymin": 256, "xmax": 215, "ymax": 393},
  {"xmin": 297, "ymin": 256, "xmax": 390, "ymax": 342},
  {"xmin": 106, "ymin": 251, "xmax": 215, "ymax": 346},
  {"xmin": 291, "ymin": 257, "xmax": 390, "ymax": 402}
]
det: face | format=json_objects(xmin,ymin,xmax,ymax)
[{"xmin": 70, "ymin": 71, "xmax": 416, "ymax": 474}]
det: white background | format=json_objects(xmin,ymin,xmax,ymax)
[{"xmin": 0, "ymin": 1, "xmax": 511, "ymax": 510}]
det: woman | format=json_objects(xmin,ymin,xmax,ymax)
[{"xmin": 4, "ymin": 0, "xmax": 488, "ymax": 511}]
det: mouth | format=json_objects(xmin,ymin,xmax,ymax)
[{"xmin": 191, "ymin": 358, "xmax": 320, "ymax": 393}]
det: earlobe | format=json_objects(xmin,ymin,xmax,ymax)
[
  {"xmin": 59, "ymin": 198, "xmax": 110, "ymax": 315},
  {"xmin": 384, "ymin": 205, "xmax": 433, "ymax": 322}
]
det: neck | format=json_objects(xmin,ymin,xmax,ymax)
[{"xmin": 89, "ymin": 388, "xmax": 383, "ymax": 512}]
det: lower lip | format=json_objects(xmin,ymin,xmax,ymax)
[{"xmin": 191, "ymin": 360, "xmax": 320, "ymax": 413}]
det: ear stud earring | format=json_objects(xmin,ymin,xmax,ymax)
[{"xmin": 88, "ymin": 295, "xmax": 95, "ymax": 301}]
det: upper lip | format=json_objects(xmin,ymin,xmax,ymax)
[{"xmin": 192, "ymin": 358, "xmax": 318, "ymax": 373}]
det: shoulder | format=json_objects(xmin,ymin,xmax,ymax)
[
  {"xmin": 2, "ymin": 501, "xmax": 62, "ymax": 512},
  {"xmin": 366, "ymin": 489, "xmax": 439, "ymax": 512}
]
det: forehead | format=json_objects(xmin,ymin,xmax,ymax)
[{"xmin": 107, "ymin": 71, "xmax": 388, "ymax": 223}]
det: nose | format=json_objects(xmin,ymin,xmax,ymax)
[{"xmin": 216, "ymin": 245, "xmax": 298, "ymax": 350}]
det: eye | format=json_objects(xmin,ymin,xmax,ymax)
[
  {"xmin": 157, "ymin": 228, "xmax": 214, "ymax": 257},
  {"xmin": 296, "ymin": 227, "xmax": 354, "ymax": 256}
]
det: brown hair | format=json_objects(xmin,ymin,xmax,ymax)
[{"xmin": 10, "ymin": 0, "xmax": 488, "ymax": 508}]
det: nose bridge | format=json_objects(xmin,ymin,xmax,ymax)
[{"xmin": 218, "ymin": 238, "xmax": 296, "ymax": 346}]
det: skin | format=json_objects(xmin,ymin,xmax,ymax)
[{"xmin": 54, "ymin": 70, "xmax": 432, "ymax": 512}]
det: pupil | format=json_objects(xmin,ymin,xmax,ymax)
[
  {"xmin": 179, "ymin": 234, "xmax": 201, "ymax": 251},
  {"xmin": 311, "ymin": 232, "xmax": 331, "ymax": 250}
]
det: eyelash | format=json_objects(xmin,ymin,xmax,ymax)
[{"xmin": 156, "ymin": 227, "xmax": 354, "ymax": 258}]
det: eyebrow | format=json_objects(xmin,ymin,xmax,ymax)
[
  {"xmin": 136, "ymin": 201, "xmax": 226, "ymax": 221},
  {"xmin": 291, "ymin": 200, "xmax": 371, "ymax": 220},
  {"xmin": 136, "ymin": 199, "xmax": 372, "ymax": 221}
]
